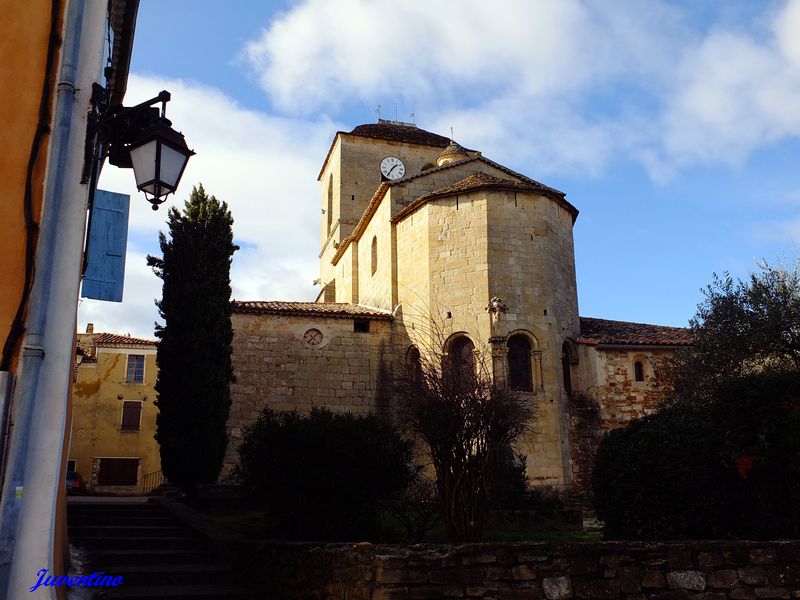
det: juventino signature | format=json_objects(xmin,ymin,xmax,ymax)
[{"xmin": 30, "ymin": 568, "xmax": 123, "ymax": 592}]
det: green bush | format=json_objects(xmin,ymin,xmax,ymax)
[
  {"xmin": 488, "ymin": 449, "xmax": 529, "ymax": 510},
  {"xmin": 593, "ymin": 371, "xmax": 800, "ymax": 539},
  {"xmin": 236, "ymin": 407, "xmax": 417, "ymax": 540}
]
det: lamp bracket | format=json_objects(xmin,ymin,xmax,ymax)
[{"xmin": 82, "ymin": 84, "xmax": 173, "ymax": 182}]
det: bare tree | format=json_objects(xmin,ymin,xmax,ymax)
[{"xmin": 395, "ymin": 337, "xmax": 534, "ymax": 542}]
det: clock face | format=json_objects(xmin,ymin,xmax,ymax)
[{"xmin": 380, "ymin": 156, "xmax": 406, "ymax": 180}]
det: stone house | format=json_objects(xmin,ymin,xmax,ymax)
[
  {"xmin": 226, "ymin": 120, "xmax": 692, "ymax": 489},
  {"xmin": 70, "ymin": 324, "xmax": 160, "ymax": 491}
]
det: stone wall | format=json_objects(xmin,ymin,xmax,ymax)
[
  {"xmin": 225, "ymin": 311, "xmax": 394, "ymax": 471},
  {"xmin": 569, "ymin": 347, "xmax": 678, "ymax": 495},
  {"xmin": 249, "ymin": 540, "xmax": 800, "ymax": 600}
]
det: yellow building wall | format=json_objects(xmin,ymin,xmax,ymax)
[
  {"xmin": 485, "ymin": 190, "xmax": 580, "ymax": 485},
  {"xmin": 392, "ymin": 187, "xmax": 580, "ymax": 486},
  {"xmin": 0, "ymin": 1, "xmax": 61, "ymax": 371},
  {"xmin": 356, "ymin": 192, "xmax": 395, "ymax": 310},
  {"xmin": 70, "ymin": 347, "xmax": 160, "ymax": 489},
  {"xmin": 319, "ymin": 134, "xmax": 445, "ymax": 294}
]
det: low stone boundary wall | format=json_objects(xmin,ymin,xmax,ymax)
[{"xmin": 249, "ymin": 540, "xmax": 800, "ymax": 600}]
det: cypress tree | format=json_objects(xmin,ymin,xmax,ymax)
[{"xmin": 147, "ymin": 185, "xmax": 238, "ymax": 492}]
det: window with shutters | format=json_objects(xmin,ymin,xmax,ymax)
[
  {"xmin": 126, "ymin": 354, "xmax": 144, "ymax": 383},
  {"xmin": 81, "ymin": 189, "xmax": 130, "ymax": 302},
  {"xmin": 120, "ymin": 400, "xmax": 142, "ymax": 431}
]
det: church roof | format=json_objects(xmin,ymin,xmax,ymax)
[
  {"xmin": 349, "ymin": 121, "xmax": 452, "ymax": 148},
  {"xmin": 389, "ymin": 155, "xmax": 569, "ymax": 201},
  {"xmin": 93, "ymin": 333, "xmax": 157, "ymax": 348},
  {"xmin": 232, "ymin": 301, "xmax": 393, "ymax": 320},
  {"xmin": 578, "ymin": 316, "xmax": 693, "ymax": 347},
  {"xmin": 318, "ymin": 121, "xmax": 452, "ymax": 181},
  {"xmin": 392, "ymin": 172, "xmax": 560, "ymax": 223}
]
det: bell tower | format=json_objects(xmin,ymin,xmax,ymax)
[{"xmin": 316, "ymin": 121, "xmax": 451, "ymax": 302}]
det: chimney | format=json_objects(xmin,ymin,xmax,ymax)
[{"xmin": 86, "ymin": 323, "xmax": 94, "ymax": 334}]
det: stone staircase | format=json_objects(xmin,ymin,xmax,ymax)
[{"xmin": 68, "ymin": 500, "xmax": 255, "ymax": 599}]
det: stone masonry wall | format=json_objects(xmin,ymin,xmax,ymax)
[
  {"xmin": 251, "ymin": 540, "xmax": 800, "ymax": 600},
  {"xmin": 225, "ymin": 312, "xmax": 393, "ymax": 472},
  {"xmin": 569, "ymin": 347, "xmax": 678, "ymax": 495}
]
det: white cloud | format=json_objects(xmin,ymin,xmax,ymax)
[
  {"xmin": 645, "ymin": 21, "xmax": 800, "ymax": 178},
  {"xmin": 244, "ymin": 0, "xmax": 800, "ymax": 180},
  {"xmin": 776, "ymin": 0, "xmax": 800, "ymax": 69},
  {"xmin": 78, "ymin": 248, "xmax": 161, "ymax": 339},
  {"xmin": 78, "ymin": 74, "xmax": 330, "ymax": 337}
]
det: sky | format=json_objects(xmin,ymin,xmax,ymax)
[{"xmin": 78, "ymin": 0, "xmax": 800, "ymax": 339}]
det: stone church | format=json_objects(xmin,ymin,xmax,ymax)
[{"xmin": 224, "ymin": 120, "xmax": 692, "ymax": 489}]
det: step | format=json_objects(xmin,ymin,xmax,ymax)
[
  {"xmin": 69, "ymin": 505, "xmax": 166, "ymax": 515},
  {"xmin": 86, "ymin": 549, "xmax": 217, "ymax": 566},
  {"xmin": 99, "ymin": 565, "xmax": 233, "ymax": 587},
  {"xmin": 70, "ymin": 525, "xmax": 189, "ymax": 538},
  {"xmin": 71, "ymin": 536, "xmax": 200, "ymax": 551},
  {"xmin": 94, "ymin": 583, "xmax": 254, "ymax": 599},
  {"xmin": 69, "ymin": 515, "xmax": 176, "ymax": 527}
]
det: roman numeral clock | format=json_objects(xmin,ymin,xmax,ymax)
[{"xmin": 380, "ymin": 156, "xmax": 405, "ymax": 180}]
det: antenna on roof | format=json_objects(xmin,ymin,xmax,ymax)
[
  {"xmin": 375, "ymin": 104, "xmax": 381, "ymax": 121},
  {"xmin": 450, "ymin": 126, "xmax": 455, "ymax": 141},
  {"xmin": 394, "ymin": 102, "xmax": 398, "ymax": 122},
  {"xmin": 409, "ymin": 103, "xmax": 415, "ymax": 124}
]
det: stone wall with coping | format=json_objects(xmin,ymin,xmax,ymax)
[
  {"xmin": 248, "ymin": 540, "xmax": 800, "ymax": 600},
  {"xmin": 225, "ymin": 311, "xmax": 394, "ymax": 472}
]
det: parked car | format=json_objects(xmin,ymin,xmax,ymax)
[{"xmin": 66, "ymin": 471, "xmax": 86, "ymax": 495}]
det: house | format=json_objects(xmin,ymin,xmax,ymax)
[
  {"xmin": 224, "ymin": 120, "xmax": 693, "ymax": 489},
  {"xmin": 70, "ymin": 325, "xmax": 159, "ymax": 491}
]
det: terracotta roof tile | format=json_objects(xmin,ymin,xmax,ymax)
[
  {"xmin": 93, "ymin": 333, "xmax": 157, "ymax": 347},
  {"xmin": 579, "ymin": 316, "xmax": 692, "ymax": 346},
  {"xmin": 391, "ymin": 167, "xmax": 576, "ymax": 224},
  {"xmin": 233, "ymin": 301, "xmax": 393, "ymax": 320},
  {"xmin": 348, "ymin": 121, "xmax": 452, "ymax": 148},
  {"xmin": 388, "ymin": 156, "xmax": 570, "ymax": 208}
]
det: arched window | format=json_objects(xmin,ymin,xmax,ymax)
[
  {"xmin": 371, "ymin": 236, "xmax": 378, "ymax": 275},
  {"xmin": 405, "ymin": 345, "xmax": 423, "ymax": 389},
  {"xmin": 326, "ymin": 173, "xmax": 333, "ymax": 234},
  {"xmin": 634, "ymin": 360, "xmax": 645, "ymax": 382},
  {"xmin": 447, "ymin": 335, "xmax": 475, "ymax": 380},
  {"xmin": 507, "ymin": 334, "xmax": 532, "ymax": 391},
  {"xmin": 561, "ymin": 341, "xmax": 573, "ymax": 396}
]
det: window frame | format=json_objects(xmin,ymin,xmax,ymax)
[
  {"xmin": 120, "ymin": 400, "xmax": 143, "ymax": 432},
  {"xmin": 370, "ymin": 235, "xmax": 378, "ymax": 276},
  {"xmin": 507, "ymin": 334, "xmax": 533, "ymax": 392},
  {"xmin": 125, "ymin": 354, "xmax": 145, "ymax": 384},
  {"xmin": 634, "ymin": 360, "xmax": 645, "ymax": 382}
]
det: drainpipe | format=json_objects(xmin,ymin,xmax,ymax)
[{"xmin": 0, "ymin": 0, "xmax": 107, "ymax": 597}]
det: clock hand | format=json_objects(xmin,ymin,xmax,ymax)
[{"xmin": 387, "ymin": 164, "xmax": 398, "ymax": 176}]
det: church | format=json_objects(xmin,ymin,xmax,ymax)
[{"xmin": 223, "ymin": 120, "xmax": 692, "ymax": 489}]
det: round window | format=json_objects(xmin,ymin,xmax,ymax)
[{"xmin": 303, "ymin": 328, "xmax": 323, "ymax": 346}]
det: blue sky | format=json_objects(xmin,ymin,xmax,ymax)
[{"xmin": 80, "ymin": 0, "xmax": 800, "ymax": 338}]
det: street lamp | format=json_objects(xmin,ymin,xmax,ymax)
[
  {"xmin": 83, "ymin": 85, "xmax": 195, "ymax": 210},
  {"xmin": 128, "ymin": 115, "xmax": 194, "ymax": 209}
]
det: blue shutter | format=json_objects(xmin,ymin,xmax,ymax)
[{"xmin": 81, "ymin": 190, "xmax": 130, "ymax": 302}]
